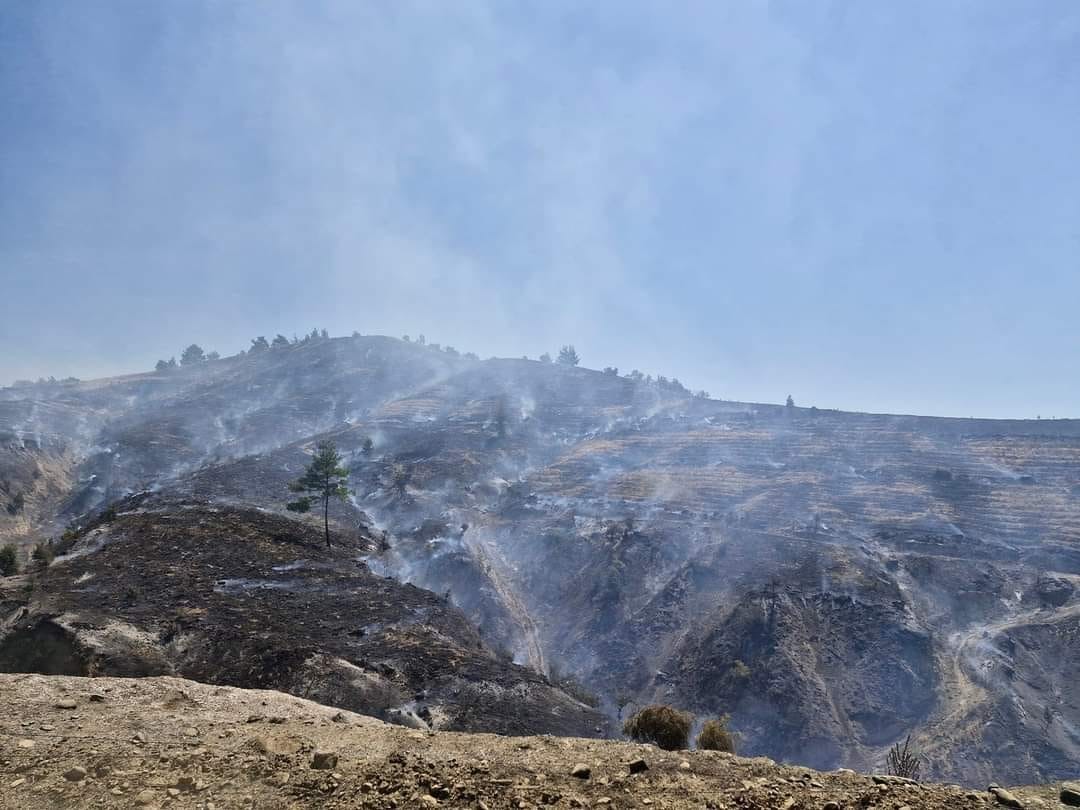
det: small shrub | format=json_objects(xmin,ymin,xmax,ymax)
[
  {"xmin": 886, "ymin": 735, "xmax": 923, "ymax": 781},
  {"xmin": 697, "ymin": 716, "xmax": 736, "ymax": 752},
  {"xmin": 623, "ymin": 705, "xmax": 693, "ymax": 751},
  {"xmin": 32, "ymin": 542, "xmax": 54, "ymax": 568},
  {"xmin": 0, "ymin": 544, "xmax": 17, "ymax": 576}
]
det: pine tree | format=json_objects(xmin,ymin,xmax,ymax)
[
  {"xmin": 181, "ymin": 344, "xmax": 205, "ymax": 365},
  {"xmin": 557, "ymin": 345, "xmax": 580, "ymax": 366},
  {"xmin": 286, "ymin": 441, "xmax": 350, "ymax": 548}
]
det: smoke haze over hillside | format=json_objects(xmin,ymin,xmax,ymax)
[{"xmin": 2, "ymin": 2, "xmax": 1079, "ymax": 417}]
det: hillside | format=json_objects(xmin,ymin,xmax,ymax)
[{"xmin": 2, "ymin": 335, "xmax": 1079, "ymax": 786}]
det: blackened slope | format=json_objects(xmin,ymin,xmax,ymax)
[{"xmin": 0, "ymin": 496, "xmax": 606, "ymax": 738}]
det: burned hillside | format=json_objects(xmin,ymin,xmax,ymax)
[{"xmin": 2, "ymin": 334, "xmax": 1080, "ymax": 785}]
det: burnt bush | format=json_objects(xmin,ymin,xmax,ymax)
[
  {"xmin": 623, "ymin": 704, "xmax": 693, "ymax": 750},
  {"xmin": 31, "ymin": 542, "xmax": 54, "ymax": 568},
  {"xmin": 886, "ymin": 735, "xmax": 923, "ymax": 781},
  {"xmin": 0, "ymin": 544, "xmax": 17, "ymax": 576},
  {"xmin": 697, "ymin": 716, "xmax": 736, "ymax": 752}
]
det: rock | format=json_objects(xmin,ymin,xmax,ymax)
[
  {"xmin": 679, "ymin": 761, "xmax": 691, "ymax": 771},
  {"xmin": 17, "ymin": 739, "xmax": 35, "ymax": 749},
  {"xmin": 135, "ymin": 789, "xmax": 156, "ymax": 805},
  {"xmin": 419, "ymin": 795, "xmax": 439, "ymax": 807},
  {"xmin": 133, "ymin": 731, "xmax": 148, "ymax": 744},
  {"xmin": 823, "ymin": 803, "xmax": 840, "ymax": 810},
  {"xmin": 167, "ymin": 788, "xmax": 181, "ymax": 798},
  {"xmin": 54, "ymin": 699, "xmax": 77, "ymax": 710},
  {"xmin": 1036, "ymin": 576, "xmax": 1073, "ymax": 607},
  {"xmin": 627, "ymin": 758, "xmax": 648, "ymax": 774},
  {"xmin": 312, "ymin": 750, "xmax": 338, "ymax": 770},
  {"xmin": 1061, "ymin": 783, "xmax": 1080, "ymax": 807},
  {"xmin": 182, "ymin": 726, "xmax": 199, "ymax": 737},
  {"xmin": 873, "ymin": 774, "xmax": 916, "ymax": 786},
  {"xmin": 246, "ymin": 714, "xmax": 263, "ymax": 723},
  {"xmin": 596, "ymin": 799, "xmax": 612, "ymax": 806},
  {"xmin": 332, "ymin": 711, "xmax": 349, "ymax": 724},
  {"xmin": 177, "ymin": 775, "xmax": 196, "ymax": 792},
  {"xmin": 10, "ymin": 778, "xmax": 26, "ymax": 788},
  {"xmin": 88, "ymin": 693, "xmax": 106, "ymax": 702},
  {"xmin": 989, "ymin": 786, "xmax": 1024, "ymax": 808},
  {"xmin": 63, "ymin": 766, "xmax": 87, "ymax": 781},
  {"xmin": 571, "ymin": 763, "xmax": 591, "ymax": 779}
]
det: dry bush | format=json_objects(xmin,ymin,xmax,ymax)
[
  {"xmin": 886, "ymin": 735, "xmax": 923, "ymax": 781},
  {"xmin": 623, "ymin": 705, "xmax": 693, "ymax": 751},
  {"xmin": 697, "ymin": 715, "xmax": 736, "ymax": 752}
]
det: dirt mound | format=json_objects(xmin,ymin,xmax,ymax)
[{"xmin": 1, "ymin": 673, "xmax": 1056, "ymax": 810}]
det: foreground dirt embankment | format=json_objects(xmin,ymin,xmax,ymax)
[{"xmin": 2, "ymin": 674, "xmax": 1073, "ymax": 810}]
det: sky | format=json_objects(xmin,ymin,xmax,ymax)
[{"xmin": 1, "ymin": 1, "xmax": 1078, "ymax": 418}]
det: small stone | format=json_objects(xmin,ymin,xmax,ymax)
[
  {"xmin": 571, "ymin": 763, "xmax": 591, "ymax": 779},
  {"xmin": 824, "ymin": 803, "xmax": 841, "ymax": 810},
  {"xmin": 182, "ymin": 726, "xmax": 199, "ymax": 737},
  {"xmin": 627, "ymin": 758, "xmax": 648, "ymax": 775},
  {"xmin": 246, "ymin": 715, "xmax": 263, "ymax": 724},
  {"xmin": 88, "ymin": 693, "xmax": 106, "ymax": 703},
  {"xmin": 678, "ymin": 761, "xmax": 691, "ymax": 771},
  {"xmin": 779, "ymin": 799, "xmax": 795, "ymax": 810},
  {"xmin": 63, "ymin": 766, "xmax": 87, "ymax": 782},
  {"xmin": 332, "ymin": 711, "xmax": 349, "ymax": 724},
  {"xmin": 167, "ymin": 788, "xmax": 181, "ymax": 798},
  {"xmin": 135, "ymin": 789, "xmax": 156, "ymax": 805},
  {"xmin": 595, "ymin": 799, "xmax": 612, "ymax": 806},
  {"xmin": 55, "ymin": 699, "xmax": 77, "ymax": 710},
  {"xmin": 312, "ymin": 750, "xmax": 338, "ymax": 770},
  {"xmin": 177, "ymin": 775, "xmax": 196, "ymax": 792},
  {"xmin": 989, "ymin": 786, "xmax": 1024, "ymax": 808},
  {"xmin": 1062, "ymin": 783, "xmax": 1080, "ymax": 807},
  {"xmin": 272, "ymin": 771, "xmax": 290, "ymax": 785},
  {"xmin": 17, "ymin": 739, "xmax": 35, "ymax": 749},
  {"xmin": 419, "ymin": 795, "xmax": 439, "ymax": 807},
  {"xmin": 10, "ymin": 778, "xmax": 26, "ymax": 787},
  {"xmin": 133, "ymin": 732, "xmax": 148, "ymax": 744}
]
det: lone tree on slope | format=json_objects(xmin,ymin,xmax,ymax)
[
  {"xmin": 286, "ymin": 440, "xmax": 350, "ymax": 548},
  {"xmin": 557, "ymin": 345, "xmax": 580, "ymax": 366}
]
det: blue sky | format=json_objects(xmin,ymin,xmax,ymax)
[{"xmin": 2, "ymin": 1, "xmax": 1078, "ymax": 417}]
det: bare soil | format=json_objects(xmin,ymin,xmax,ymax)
[{"xmin": 2, "ymin": 673, "xmax": 1063, "ymax": 810}]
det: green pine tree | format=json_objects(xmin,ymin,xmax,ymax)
[{"xmin": 286, "ymin": 440, "xmax": 350, "ymax": 548}]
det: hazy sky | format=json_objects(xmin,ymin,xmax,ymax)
[{"xmin": 2, "ymin": 2, "xmax": 1078, "ymax": 417}]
